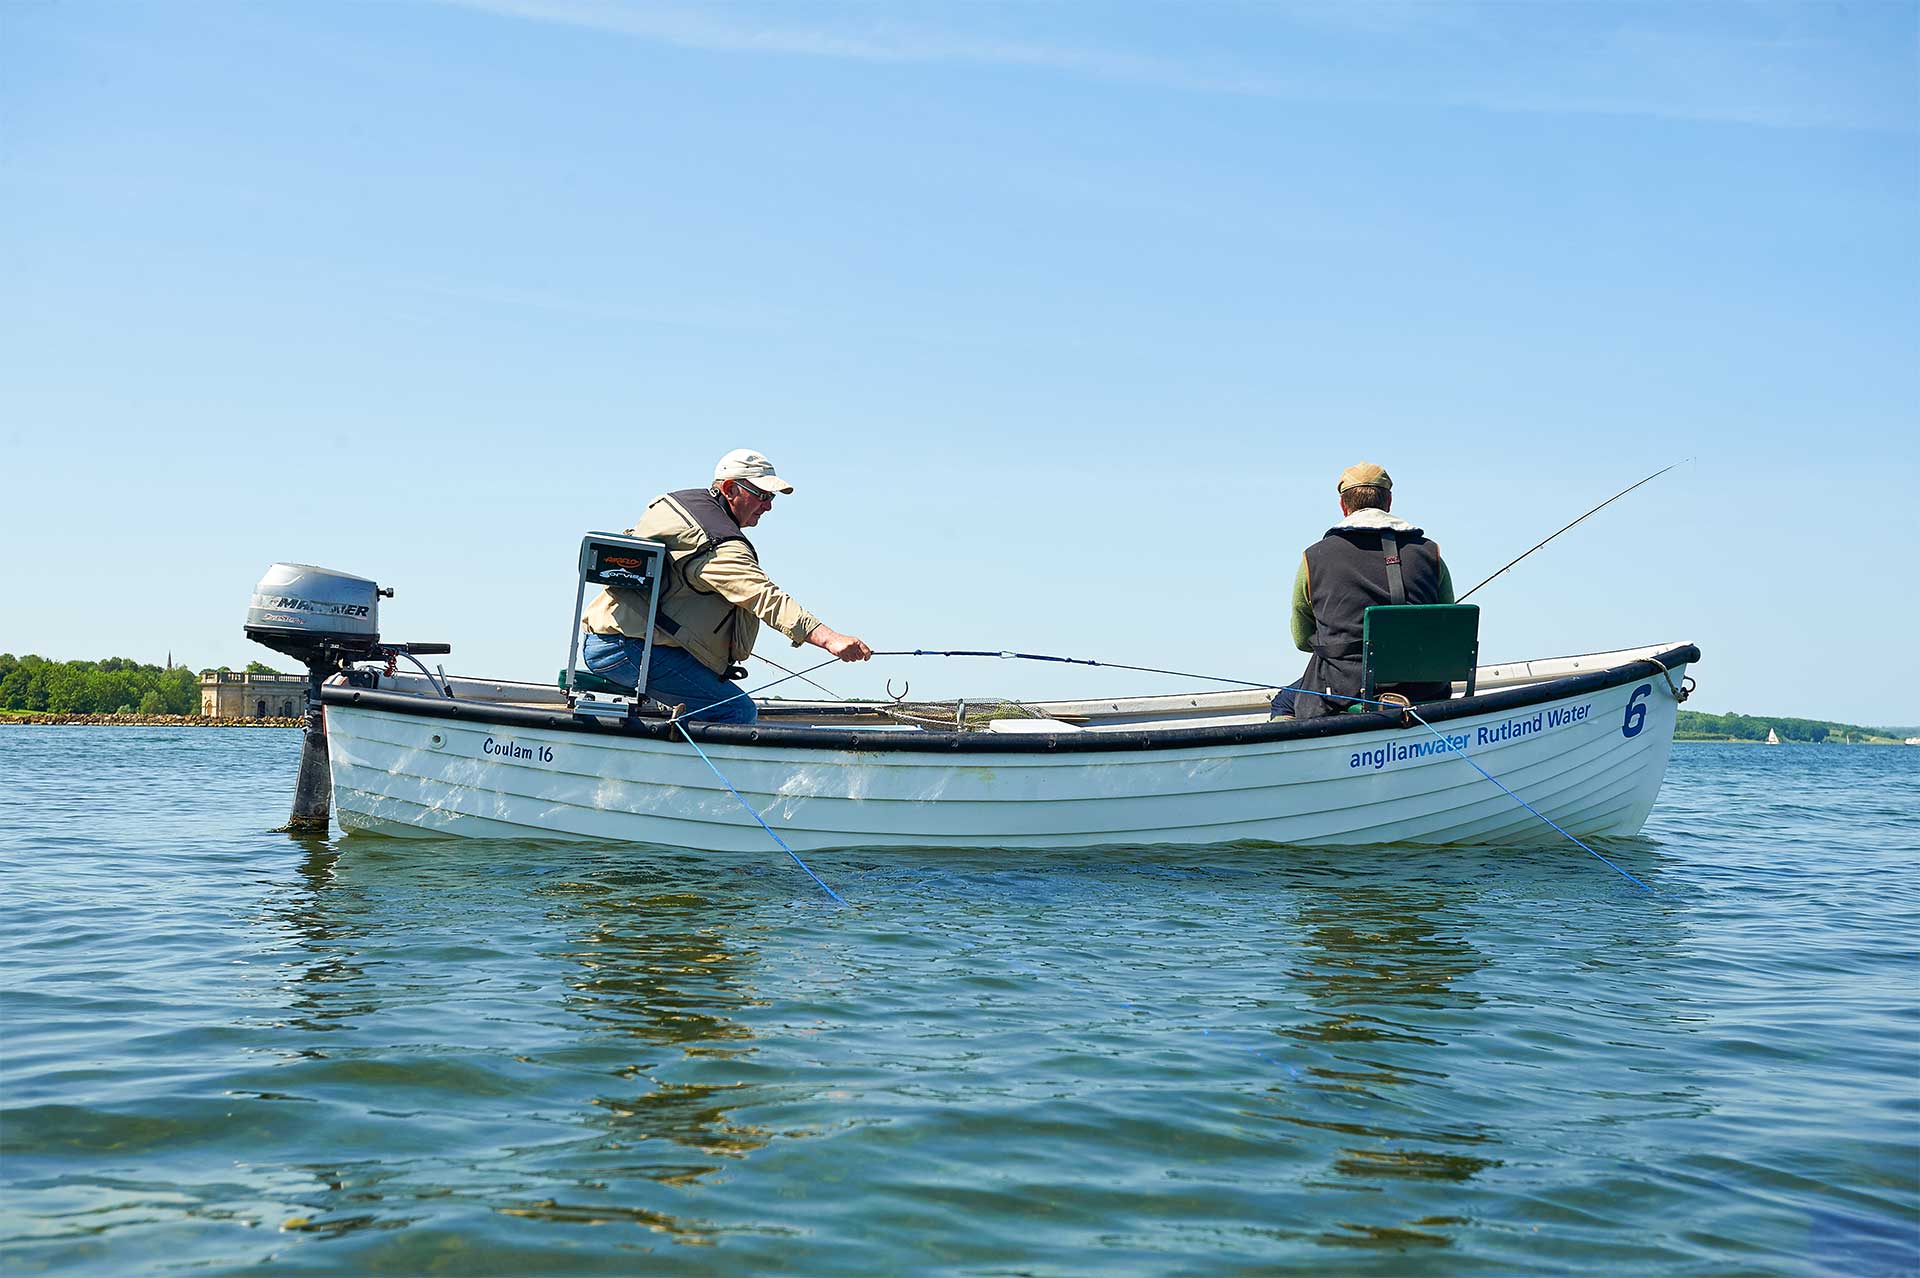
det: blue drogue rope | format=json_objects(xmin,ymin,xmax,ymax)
[
  {"xmin": 665, "ymin": 655, "xmax": 850, "ymax": 902},
  {"xmin": 668, "ymin": 719, "xmax": 846, "ymax": 905},
  {"xmin": 1396, "ymin": 704, "xmax": 1652, "ymax": 892}
]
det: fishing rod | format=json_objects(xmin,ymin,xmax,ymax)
[{"xmin": 1457, "ymin": 460, "xmax": 1690, "ymax": 603}]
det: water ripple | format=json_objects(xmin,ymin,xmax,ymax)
[{"xmin": 1, "ymin": 731, "xmax": 1915, "ymax": 1275}]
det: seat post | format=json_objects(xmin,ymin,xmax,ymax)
[{"xmin": 566, "ymin": 534, "xmax": 667, "ymax": 706}]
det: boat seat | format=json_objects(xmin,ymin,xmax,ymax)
[
  {"xmin": 1360, "ymin": 604, "xmax": 1480, "ymax": 704},
  {"xmin": 559, "ymin": 668, "xmax": 636, "ymax": 696}
]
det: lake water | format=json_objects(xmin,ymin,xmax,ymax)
[{"xmin": 3, "ymin": 729, "xmax": 1916, "ymax": 1276}]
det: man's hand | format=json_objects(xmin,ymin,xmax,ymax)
[{"xmin": 807, "ymin": 624, "xmax": 873, "ymax": 662}]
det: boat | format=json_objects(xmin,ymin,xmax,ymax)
[
  {"xmin": 1767, "ymin": 728, "xmax": 1781, "ymax": 745},
  {"xmin": 312, "ymin": 643, "xmax": 1695, "ymax": 851},
  {"xmin": 247, "ymin": 554, "xmax": 1700, "ymax": 852}
]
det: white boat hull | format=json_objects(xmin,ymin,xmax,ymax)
[{"xmin": 323, "ymin": 658, "xmax": 1687, "ymax": 851}]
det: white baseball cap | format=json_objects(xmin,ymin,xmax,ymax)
[{"xmin": 713, "ymin": 448, "xmax": 794, "ymax": 494}]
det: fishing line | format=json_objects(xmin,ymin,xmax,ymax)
[
  {"xmin": 872, "ymin": 649, "xmax": 1278, "ymax": 692},
  {"xmin": 876, "ymin": 648, "xmax": 1656, "ymax": 892},
  {"xmin": 679, "ymin": 654, "xmax": 849, "ymax": 721},
  {"xmin": 750, "ymin": 653, "xmax": 1052, "ymax": 729},
  {"xmin": 747, "ymin": 651, "xmax": 851, "ymax": 702}
]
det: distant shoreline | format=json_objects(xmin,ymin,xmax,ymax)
[
  {"xmin": 1674, "ymin": 736, "xmax": 1910, "ymax": 746},
  {"xmin": 0, "ymin": 713, "xmax": 302, "ymax": 728}
]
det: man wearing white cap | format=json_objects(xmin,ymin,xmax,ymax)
[{"xmin": 581, "ymin": 449, "xmax": 872, "ymax": 723}]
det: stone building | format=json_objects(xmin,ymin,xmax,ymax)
[{"xmin": 200, "ymin": 671, "xmax": 309, "ymax": 718}]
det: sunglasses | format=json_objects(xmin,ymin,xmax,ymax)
[{"xmin": 732, "ymin": 479, "xmax": 773, "ymax": 502}]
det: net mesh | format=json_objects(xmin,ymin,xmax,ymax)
[{"xmin": 870, "ymin": 698, "xmax": 1050, "ymax": 731}]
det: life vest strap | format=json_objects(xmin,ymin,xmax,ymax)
[{"xmin": 1380, "ymin": 529, "xmax": 1406, "ymax": 606}]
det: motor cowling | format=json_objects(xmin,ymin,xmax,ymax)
[{"xmin": 245, "ymin": 563, "xmax": 386, "ymax": 667}]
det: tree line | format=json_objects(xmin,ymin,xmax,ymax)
[
  {"xmin": 1674, "ymin": 710, "xmax": 1883, "ymax": 744},
  {"xmin": 0, "ymin": 655, "xmax": 282, "ymax": 715}
]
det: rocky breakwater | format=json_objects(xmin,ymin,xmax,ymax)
[{"xmin": 0, "ymin": 714, "xmax": 304, "ymax": 727}]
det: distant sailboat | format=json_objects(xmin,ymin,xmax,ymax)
[{"xmin": 1767, "ymin": 728, "xmax": 1781, "ymax": 745}]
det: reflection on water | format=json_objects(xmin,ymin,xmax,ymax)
[
  {"xmin": 538, "ymin": 876, "xmax": 775, "ymax": 1187},
  {"xmin": 270, "ymin": 838, "xmax": 377, "ymax": 1035},
  {"xmin": 1258, "ymin": 847, "xmax": 1696, "ymax": 1254},
  {"xmin": 1287, "ymin": 886, "xmax": 1488, "ymax": 1042},
  {"xmin": 542, "ymin": 883, "xmax": 761, "ymax": 1049},
  {"xmin": 1280, "ymin": 872, "xmax": 1501, "ymax": 1251},
  {"xmin": 243, "ymin": 839, "xmax": 806, "ymax": 1250}
]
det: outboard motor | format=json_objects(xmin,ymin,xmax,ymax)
[
  {"xmin": 246, "ymin": 563, "xmax": 445, "ymax": 833},
  {"xmin": 245, "ymin": 564, "xmax": 388, "ymax": 833}
]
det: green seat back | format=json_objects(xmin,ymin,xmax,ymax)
[
  {"xmin": 559, "ymin": 668, "xmax": 635, "ymax": 695},
  {"xmin": 1361, "ymin": 604, "xmax": 1480, "ymax": 701}
]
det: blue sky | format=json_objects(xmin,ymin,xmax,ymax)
[{"xmin": 4, "ymin": 1, "xmax": 1915, "ymax": 723}]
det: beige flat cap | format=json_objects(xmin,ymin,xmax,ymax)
[{"xmin": 1337, "ymin": 461, "xmax": 1392, "ymax": 494}]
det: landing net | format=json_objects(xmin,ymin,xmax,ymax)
[{"xmin": 869, "ymin": 697, "xmax": 1050, "ymax": 731}]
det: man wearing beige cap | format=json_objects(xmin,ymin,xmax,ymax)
[
  {"xmin": 1276, "ymin": 462, "xmax": 1455, "ymax": 720},
  {"xmin": 581, "ymin": 448, "xmax": 872, "ymax": 723}
]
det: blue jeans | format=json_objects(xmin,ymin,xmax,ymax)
[
  {"xmin": 581, "ymin": 634, "xmax": 758, "ymax": 724},
  {"xmin": 1270, "ymin": 662, "xmax": 1311, "ymax": 718}
]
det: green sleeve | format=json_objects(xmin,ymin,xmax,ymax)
[
  {"xmin": 1290, "ymin": 555, "xmax": 1315, "ymax": 652},
  {"xmin": 1438, "ymin": 558, "xmax": 1455, "ymax": 604}
]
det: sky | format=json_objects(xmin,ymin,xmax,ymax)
[{"xmin": 3, "ymin": 0, "xmax": 1915, "ymax": 724}]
